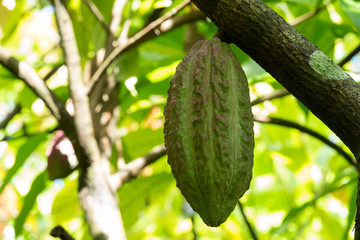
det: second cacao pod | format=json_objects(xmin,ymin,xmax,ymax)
[{"xmin": 164, "ymin": 37, "xmax": 254, "ymax": 227}]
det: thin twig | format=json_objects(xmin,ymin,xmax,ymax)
[
  {"xmin": 87, "ymin": 0, "xmax": 192, "ymax": 93},
  {"xmin": 191, "ymin": 216, "xmax": 198, "ymax": 240},
  {"xmin": 50, "ymin": 225, "xmax": 74, "ymax": 240},
  {"xmin": 289, "ymin": 0, "xmax": 334, "ymax": 26},
  {"xmin": 251, "ymin": 90, "xmax": 290, "ymax": 106},
  {"xmin": 44, "ymin": 64, "xmax": 62, "ymax": 81},
  {"xmin": 1, "ymin": 126, "xmax": 59, "ymax": 142},
  {"xmin": 111, "ymin": 145, "xmax": 166, "ymax": 189},
  {"xmin": 0, "ymin": 48, "xmax": 73, "ymax": 128},
  {"xmin": 0, "ymin": 104, "xmax": 21, "ymax": 129},
  {"xmin": 338, "ymin": 43, "xmax": 360, "ymax": 67},
  {"xmin": 253, "ymin": 115, "xmax": 356, "ymax": 167},
  {"xmin": 107, "ymin": 0, "xmax": 128, "ymax": 48},
  {"xmin": 238, "ymin": 201, "xmax": 259, "ymax": 240},
  {"xmin": 82, "ymin": 0, "xmax": 111, "ymax": 34}
]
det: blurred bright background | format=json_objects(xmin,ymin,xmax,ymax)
[{"xmin": 0, "ymin": 0, "xmax": 360, "ymax": 239}]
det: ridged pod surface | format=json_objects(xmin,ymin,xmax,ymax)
[{"xmin": 164, "ymin": 37, "xmax": 254, "ymax": 227}]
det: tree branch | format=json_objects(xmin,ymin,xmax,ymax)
[
  {"xmin": 338, "ymin": 43, "xmax": 360, "ymax": 67},
  {"xmin": 50, "ymin": 225, "xmax": 74, "ymax": 240},
  {"xmin": 107, "ymin": 0, "xmax": 128, "ymax": 47},
  {"xmin": 0, "ymin": 104, "xmax": 21, "ymax": 129},
  {"xmin": 249, "ymin": 23, "xmax": 359, "ymax": 108},
  {"xmin": 53, "ymin": 0, "xmax": 98, "ymax": 168},
  {"xmin": 53, "ymin": 0, "xmax": 127, "ymax": 239},
  {"xmin": 251, "ymin": 90, "xmax": 290, "ymax": 106},
  {"xmin": 82, "ymin": 0, "xmax": 110, "ymax": 34},
  {"xmin": 253, "ymin": 115, "xmax": 356, "ymax": 167},
  {"xmin": 288, "ymin": 0, "xmax": 334, "ymax": 26},
  {"xmin": 87, "ymin": 0, "xmax": 193, "ymax": 93},
  {"xmin": 191, "ymin": 0, "xmax": 360, "ymax": 158},
  {"xmin": 43, "ymin": 64, "xmax": 62, "ymax": 81},
  {"xmin": 110, "ymin": 88, "xmax": 355, "ymax": 189},
  {"xmin": 0, "ymin": 48, "xmax": 77, "ymax": 144},
  {"xmin": 238, "ymin": 201, "xmax": 259, "ymax": 240},
  {"xmin": 111, "ymin": 145, "xmax": 166, "ymax": 190},
  {"xmin": 0, "ymin": 49, "xmax": 68, "ymax": 123}
]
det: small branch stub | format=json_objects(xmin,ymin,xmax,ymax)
[{"xmin": 50, "ymin": 225, "xmax": 74, "ymax": 240}]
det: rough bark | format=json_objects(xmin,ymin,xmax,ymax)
[
  {"xmin": 53, "ymin": 0, "xmax": 127, "ymax": 239},
  {"xmin": 191, "ymin": 0, "xmax": 360, "ymax": 158}
]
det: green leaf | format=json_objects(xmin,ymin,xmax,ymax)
[
  {"xmin": 122, "ymin": 128, "xmax": 164, "ymax": 162},
  {"xmin": 51, "ymin": 177, "xmax": 81, "ymax": 223},
  {"xmin": 343, "ymin": 181, "xmax": 357, "ymax": 239},
  {"xmin": 0, "ymin": 133, "xmax": 47, "ymax": 194},
  {"xmin": 297, "ymin": 99, "xmax": 310, "ymax": 118},
  {"xmin": 14, "ymin": 170, "xmax": 47, "ymax": 237},
  {"xmin": 272, "ymin": 176, "xmax": 356, "ymax": 235},
  {"xmin": 119, "ymin": 173, "xmax": 174, "ymax": 229},
  {"xmin": 0, "ymin": 1, "xmax": 27, "ymax": 44},
  {"xmin": 339, "ymin": 0, "xmax": 360, "ymax": 31}
]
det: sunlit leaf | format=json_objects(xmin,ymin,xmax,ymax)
[
  {"xmin": 119, "ymin": 173, "xmax": 174, "ymax": 229},
  {"xmin": 14, "ymin": 170, "xmax": 47, "ymax": 237},
  {"xmin": 0, "ymin": 133, "xmax": 47, "ymax": 195},
  {"xmin": 339, "ymin": 0, "xmax": 360, "ymax": 31},
  {"xmin": 51, "ymin": 177, "xmax": 81, "ymax": 223}
]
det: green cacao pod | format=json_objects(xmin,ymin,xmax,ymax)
[{"xmin": 164, "ymin": 37, "xmax": 254, "ymax": 227}]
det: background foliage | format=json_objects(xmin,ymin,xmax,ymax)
[{"xmin": 0, "ymin": 0, "xmax": 360, "ymax": 239}]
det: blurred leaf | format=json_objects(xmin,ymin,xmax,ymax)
[
  {"xmin": 14, "ymin": 170, "xmax": 47, "ymax": 237},
  {"xmin": 51, "ymin": 177, "xmax": 81, "ymax": 223},
  {"xmin": 0, "ymin": 133, "xmax": 47, "ymax": 195},
  {"xmin": 70, "ymin": 2, "xmax": 106, "ymax": 60},
  {"xmin": 52, "ymin": 86, "xmax": 70, "ymax": 104},
  {"xmin": 297, "ymin": 99, "xmax": 310, "ymax": 118},
  {"xmin": 0, "ymin": 1, "xmax": 27, "ymax": 44},
  {"xmin": 317, "ymin": 207, "xmax": 343, "ymax": 239},
  {"xmin": 146, "ymin": 60, "xmax": 180, "ymax": 83},
  {"xmin": 272, "ymin": 176, "xmax": 356, "ymax": 235},
  {"xmin": 122, "ymin": 128, "xmax": 164, "ymax": 162},
  {"xmin": 117, "ymin": 49, "xmax": 140, "ymax": 82},
  {"xmin": 339, "ymin": 0, "xmax": 360, "ymax": 31},
  {"xmin": 119, "ymin": 173, "xmax": 174, "ymax": 229},
  {"xmin": 343, "ymin": 183, "xmax": 357, "ymax": 239},
  {"xmin": 120, "ymin": 79, "xmax": 168, "ymax": 114},
  {"xmin": 17, "ymin": 84, "xmax": 38, "ymax": 109}
]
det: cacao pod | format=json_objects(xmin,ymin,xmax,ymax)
[
  {"xmin": 164, "ymin": 37, "xmax": 254, "ymax": 227},
  {"xmin": 46, "ymin": 130, "xmax": 75, "ymax": 180}
]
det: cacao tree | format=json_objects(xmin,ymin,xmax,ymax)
[{"xmin": 0, "ymin": 0, "xmax": 359, "ymax": 239}]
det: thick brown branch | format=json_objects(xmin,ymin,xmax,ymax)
[
  {"xmin": 191, "ymin": 0, "xmax": 360, "ymax": 158},
  {"xmin": 254, "ymin": 115, "xmax": 356, "ymax": 167},
  {"xmin": 250, "ymin": 33, "xmax": 359, "ymax": 108}
]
